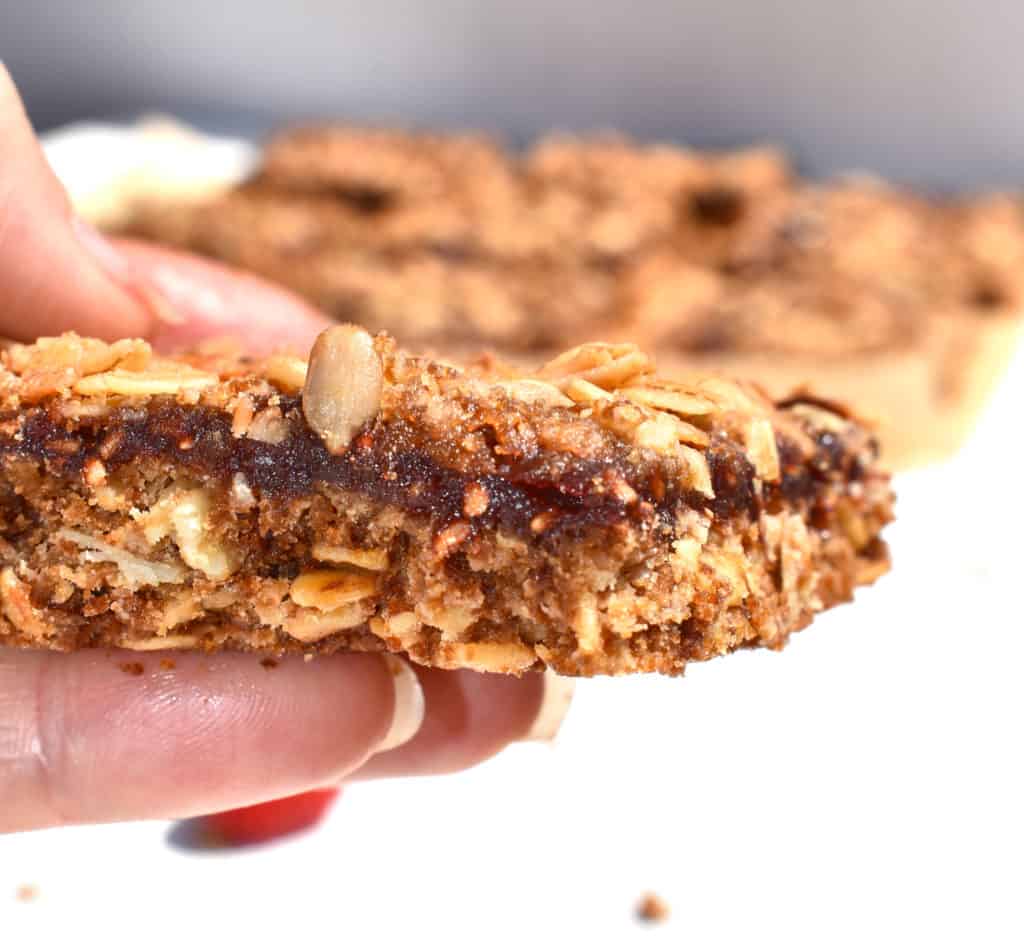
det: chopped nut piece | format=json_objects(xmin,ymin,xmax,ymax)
[
  {"xmin": 608, "ymin": 477, "xmax": 639, "ymax": 505},
  {"xmin": 0, "ymin": 569, "xmax": 51, "ymax": 639},
  {"xmin": 312, "ymin": 543, "xmax": 390, "ymax": 571},
  {"xmin": 263, "ymin": 354, "xmax": 308, "ymax": 393},
  {"xmin": 246, "ymin": 406, "xmax": 289, "ymax": 444},
  {"xmin": 230, "ymin": 473, "xmax": 256, "ymax": 510},
  {"xmin": 133, "ymin": 487, "xmax": 241, "ymax": 581},
  {"xmin": 493, "ymin": 379, "xmax": 573, "ymax": 407},
  {"xmin": 6, "ymin": 335, "xmax": 150, "ymax": 379},
  {"xmin": 121, "ymin": 634, "xmax": 200, "ymax": 651},
  {"xmin": 679, "ymin": 445, "xmax": 714, "ymax": 498},
  {"xmin": 231, "ymin": 395, "xmax": 255, "ymax": 437},
  {"xmin": 416, "ymin": 597, "xmax": 478, "ymax": 638},
  {"xmin": 836, "ymin": 501, "xmax": 871, "ymax": 550},
  {"xmin": 370, "ymin": 611, "xmax": 421, "ymax": 643},
  {"xmin": 462, "ymin": 482, "xmax": 490, "ymax": 517},
  {"xmin": 60, "ymin": 529, "xmax": 187, "ymax": 587},
  {"xmin": 635, "ymin": 411, "xmax": 686, "ymax": 455},
  {"xmin": 302, "ymin": 324, "xmax": 384, "ymax": 454},
  {"xmin": 170, "ymin": 489, "xmax": 241, "ymax": 580},
  {"xmin": 434, "ymin": 520, "xmax": 472, "ymax": 557},
  {"xmin": 290, "ymin": 568, "xmax": 380, "ymax": 611},
  {"xmin": 83, "ymin": 458, "xmax": 107, "ymax": 487},
  {"xmin": 19, "ymin": 368, "xmax": 77, "ymax": 403}
]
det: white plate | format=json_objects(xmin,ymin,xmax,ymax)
[{"xmin": 3, "ymin": 124, "xmax": 1022, "ymax": 940}]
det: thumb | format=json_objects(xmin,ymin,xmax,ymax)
[
  {"xmin": 0, "ymin": 64, "xmax": 150, "ymax": 342},
  {"xmin": 0, "ymin": 64, "xmax": 331, "ymax": 354},
  {"xmin": 0, "ymin": 649, "xmax": 422, "ymax": 832}
]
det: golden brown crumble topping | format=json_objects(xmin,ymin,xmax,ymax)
[{"xmin": 0, "ymin": 329, "xmax": 892, "ymax": 676}]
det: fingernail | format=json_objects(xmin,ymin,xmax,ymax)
[
  {"xmin": 73, "ymin": 217, "xmax": 187, "ymax": 327},
  {"xmin": 73, "ymin": 217, "xmax": 132, "ymax": 279},
  {"xmin": 374, "ymin": 655, "xmax": 426, "ymax": 754},
  {"xmin": 520, "ymin": 672, "xmax": 575, "ymax": 743},
  {"xmin": 144, "ymin": 264, "xmax": 222, "ymax": 325}
]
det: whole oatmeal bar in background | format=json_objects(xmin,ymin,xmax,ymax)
[
  {"xmin": 0, "ymin": 328, "xmax": 892, "ymax": 676},
  {"xmin": 115, "ymin": 124, "xmax": 1024, "ymax": 468}
]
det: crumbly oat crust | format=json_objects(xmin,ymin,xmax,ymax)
[{"xmin": 0, "ymin": 330, "xmax": 892, "ymax": 676}]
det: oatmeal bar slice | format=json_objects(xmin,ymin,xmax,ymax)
[{"xmin": 0, "ymin": 329, "xmax": 892, "ymax": 676}]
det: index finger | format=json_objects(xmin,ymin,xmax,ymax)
[{"xmin": 108, "ymin": 238, "xmax": 332, "ymax": 356}]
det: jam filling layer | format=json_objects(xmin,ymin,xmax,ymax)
[{"xmin": 0, "ymin": 397, "xmax": 860, "ymax": 542}]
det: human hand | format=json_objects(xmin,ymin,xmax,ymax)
[{"xmin": 0, "ymin": 64, "xmax": 572, "ymax": 833}]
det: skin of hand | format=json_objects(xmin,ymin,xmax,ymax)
[{"xmin": 0, "ymin": 64, "xmax": 573, "ymax": 833}]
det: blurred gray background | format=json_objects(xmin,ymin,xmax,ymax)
[{"xmin": 3, "ymin": 0, "xmax": 1022, "ymax": 188}]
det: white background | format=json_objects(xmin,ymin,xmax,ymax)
[{"xmin": 2, "ymin": 126, "xmax": 1023, "ymax": 939}]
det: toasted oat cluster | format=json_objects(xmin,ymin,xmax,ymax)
[
  {"xmin": 119, "ymin": 126, "xmax": 1024, "ymax": 360},
  {"xmin": 0, "ymin": 329, "xmax": 892, "ymax": 676}
]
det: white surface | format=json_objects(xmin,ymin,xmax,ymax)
[{"xmin": 2, "ymin": 127, "xmax": 1022, "ymax": 940}]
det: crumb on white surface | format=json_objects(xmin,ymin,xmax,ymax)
[{"xmin": 635, "ymin": 892, "xmax": 670, "ymax": 924}]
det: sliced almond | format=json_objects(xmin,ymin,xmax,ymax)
[
  {"xmin": 693, "ymin": 377, "xmax": 757, "ymax": 413},
  {"xmin": 290, "ymin": 567, "xmax": 379, "ymax": 611},
  {"xmin": 679, "ymin": 444, "xmax": 715, "ymax": 499},
  {"xmin": 302, "ymin": 325, "xmax": 383, "ymax": 454},
  {"xmin": 620, "ymin": 385, "xmax": 715, "ymax": 418},
  {"xmin": 283, "ymin": 603, "xmax": 370, "ymax": 642},
  {"xmin": 538, "ymin": 342, "xmax": 653, "ymax": 391},
  {"xmin": 370, "ymin": 611, "xmax": 421, "ymax": 642},
  {"xmin": 439, "ymin": 641, "xmax": 538, "ymax": 674},
  {"xmin": 744, "ymin": 417, "xmax": 781, "ymax": 482},
  {"xmin": 311, "ymin": 544, "xmax": 390, "ymax": 571},
  {"xmin": 74, "ymin": 368, "xmax": 216, "ymax": 397},
  {"xmin": 493, "ymin": 379, "xmax": 572, "ymax": 407}
]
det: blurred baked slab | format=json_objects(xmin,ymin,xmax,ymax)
[
  {"xmin": 0, "ymin": 329, "xmax": 891, "ymax": 676},
  {"xmin": 51, "ymin": 120, "xmax": 1024, "ymax": 468}
]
